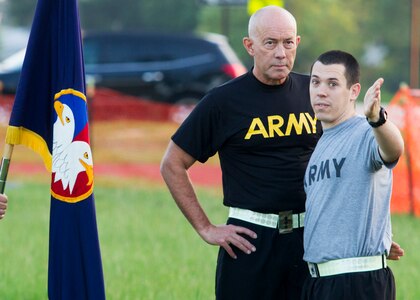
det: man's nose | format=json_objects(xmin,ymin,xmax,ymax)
[
  {"xmin": 317, "ymin": 84, "xmax": 328, "ymax": 96},
  {"xmin": 274, "ymin": 44, "xmax": 286, "ymax": 57}
]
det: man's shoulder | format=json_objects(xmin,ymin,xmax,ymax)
[
  {"xmin": 214, "ymin": 71, "xmax": 250, "ymax": 90},
  {"xmin": 200, "ymin": 71, "xmax": 252, "ymax": 104}
]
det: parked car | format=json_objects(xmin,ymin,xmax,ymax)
[{"xmin": 0, "ymin": 31, "xmax": 247, "ymax": 105}]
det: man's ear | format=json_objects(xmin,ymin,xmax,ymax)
[
  {"xmin": 243, "ymin": 37, "xmax": 254, "ymax": 56},
  {"xmin": 350, "ymin": 83, "xmax": 361, "ymax": 101},
  {"xmin": 296, "ymin": 35, "xmax": 301, "ymax": 47}
]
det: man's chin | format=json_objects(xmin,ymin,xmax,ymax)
[
  {"xmin": 270, "ymin": 70, "xmax": 290, "ymax": 82},
  {"xmin": 314, "ymin": 113, "xmax": 328, "ymax": 122}
]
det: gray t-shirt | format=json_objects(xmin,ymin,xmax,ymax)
[{"xmin": 303, "ymin": 115, "xmax": 395, "ymax": 263}]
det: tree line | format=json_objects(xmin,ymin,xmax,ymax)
[{"xmin": 2, "ymin": 0, "xmax": 415, "ymax": 96}]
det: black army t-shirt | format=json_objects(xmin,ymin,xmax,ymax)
[{"xmin": 172, "ymin": 71, "xmax": 321, "ymax": 213}]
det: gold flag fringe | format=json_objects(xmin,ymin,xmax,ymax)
[{"xmin": 5, "ymin": 126, "xmax": 52, "ymax": 172}]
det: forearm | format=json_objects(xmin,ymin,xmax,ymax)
[
  {"xmin": 373, "ymin": 120, "xmax": 404, "ymax": 163},
  {"xmin": 363, "ymin": 79, "xmax": 404, "ymax": 162}
]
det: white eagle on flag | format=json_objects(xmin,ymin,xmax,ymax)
[{"xmin": 52, "ymin": 100, "xmax": 93, "ymax": 194}]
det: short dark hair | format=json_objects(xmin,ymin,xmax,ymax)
[{"xmin": 311, "ymin": 50, "xmax": 360, "ymax": 88}]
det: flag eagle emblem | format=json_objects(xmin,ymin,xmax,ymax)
[{"xmin": 51, "ymin": 89, "xmax": 94, "ymax": 203}]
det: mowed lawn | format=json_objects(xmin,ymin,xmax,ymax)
[
  {"xmin": 0, "ymin": 178, "xmax": 419, "ymax": 299},
  {"xmin": 0, "ymin": 178, "xmax": 224, "ymax": 299},
  {"xmin": 0, "ymin": 120, "xmax": 419, "ymax": 299}
]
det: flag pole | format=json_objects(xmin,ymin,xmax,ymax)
[{"xmin": 0, "ymin": 144, "xmax": 14, "ymax": 193}]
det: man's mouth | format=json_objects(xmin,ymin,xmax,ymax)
[{"xmin": 314, "ymin": 103, "xmax": 329, "ymax": 109}]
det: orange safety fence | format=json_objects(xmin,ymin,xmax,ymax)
[
  {"xmin": 1, "ymin": 86, "xmax": 419, "ymax": 215},
  {"xmin": 387, "ymin": 85, "xmax": 420, "ymax": 216},
  {"xmin": 0, "ymin": 88, "xmax": 192, "ymax": 123}
]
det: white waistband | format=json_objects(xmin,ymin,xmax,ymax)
[
  {"xmin": 308, "ymin": 255, "xmax": 387, "ymax": 278},
  {"xmin": 228, "ymin": 207, "xmax": 305, "ymax": 229}
]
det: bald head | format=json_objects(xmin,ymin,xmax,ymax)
[
  {"xmin": 248, "ymin": 6, "xmax": 297, "ymax": 39},
  {"xmin": 243, "ymin": 5, "xmax": 300, "ymax": 85}
]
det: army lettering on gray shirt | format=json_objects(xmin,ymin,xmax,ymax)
[{"xmin": 303, "ymin": 115, "xmax": 396, "ymax": 263}]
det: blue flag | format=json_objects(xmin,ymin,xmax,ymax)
[{"xmin": 5, "ymin": 0, "xmax": 106, "ymax": 299}]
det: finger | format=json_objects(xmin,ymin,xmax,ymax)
[
  {"xmin": 368, "ymin": 78, "xmax": 383, "ymax": 98},
  {"xmin": 387, "ymin": 253, "xmax": 401, "ymax": 261},
  {"xmin": 370, "ymin": 78, "xmax": 383, "ymax": 93},
  {"xmin": 392, "ymin": 247, "xmax": 405, "ymax": 257},
  {"xmin": 391, "ymin": 241, "xmax": 404, "ymax": 255},
  {"xmin": 230, "ymin": 225, "xmax": 257, "ymax": 239},
  {"xmin": 374, "ymin": 79, "xmax": 383, "ymax": 98},
  {"xmin": 222, "ymin": 242, "xmax": 237, "ymax": 259},
  {"xmin": 386, "ymin": 242, "xmax": 404, "ymax": 260},
  {"xmin": 399, "ymin": 248, "xmax": 405, "ymax": 256},
  {"xmin": 227, "ymin": 225, "xmax": 257, "ymax": 253},
  {"xmin": 218, "ymin": 225, "xmax": 257, "ymax": 256},
  {"xmin": 375, "ymin": 77, "xmax": 384, "ymax": 88},
  {"xmin": 230, "ymin": 235, "xmax": 256, "ymax": 255}
]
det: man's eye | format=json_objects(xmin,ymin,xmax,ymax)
[
  {"xmin": 265, "ymin": 40, "xmax": 276, "ymax": 48},
  {"xmin": 284, "ymin": 40, "xmax": 294, "ymax": 48}
]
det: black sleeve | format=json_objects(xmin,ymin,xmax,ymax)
[{"xmin": 171, "ymin": 92, "xmax": 226, "ymax": 163}]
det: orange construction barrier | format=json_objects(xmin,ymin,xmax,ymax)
[{"xmin": 387, "ymin": 85, "xmax": 420, "ymax": 216}]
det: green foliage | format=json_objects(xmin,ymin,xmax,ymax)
[
  {"xmin": 3, "ymin": 0, "xmax": 416, "ymax": 101},
  {"xmin": 138, "ymin": 0, "xmax": 200, "ymax": 33},
  {"xmin": 79, "ymin": 0, "xmax": 142, "ymax": 31},
  {"xmin": 6, "ymin": 0, "xmax": 200, "ymax": 33},
  {"xmin": 289, "ymin": 0, "xmax": 365, "ymax": 74},
  {"xmin": 0, "ymin": 180, "xmax": 419, "ymax": 298},
  {"xmin": 197, "ymin": 6, "xmax": 253, "ymax": 67},
  {"xmin": 360, "ymin": 0, "xmax": 411, "ymax": 91},
  {"xmin": 79, "ymin": 0, "xmax": 200, "ymax": 32},
  {"xmin": 288, "ymin": 0, "xmax": 412, "ymax": 93}
]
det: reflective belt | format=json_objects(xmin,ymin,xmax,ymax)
[
  {"xmin": 228, "ymin": 207, "xmax": 305, "ymax": 233},
  {"xmin": 307, "ymin": 255, "xmax": 387, "ymax": 278}
]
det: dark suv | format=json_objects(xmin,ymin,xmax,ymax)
[{"xmin": 0, "ymin": 31, "xmax": 246, "ymax": 105}]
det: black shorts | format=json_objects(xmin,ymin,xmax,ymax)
[
  {"xmin": 301, "ymin": 267, "xmax": 396, "ymax": 300},
  {"xmin": 215, "ymin": 218, "xmax": 309, "ymax": 300}
]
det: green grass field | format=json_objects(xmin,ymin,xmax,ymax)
[{"xmin": 0, "ymin": 178, "xmax": 419, "ymax": 299}]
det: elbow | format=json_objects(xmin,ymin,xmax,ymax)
[
  {"xmin": 395, "ymin": 136, "xmax": 405, "ymax": 160},
  {"xmin": 160, "ymin": 157, "xmax": 166, "ymax": 176},
  {"xmin": 390, "ymin": 149, "xmax": 404, "ymax": 164},
  {"xmin": 160, "ymin": 154, "xmax": 186, "ymax": 184},
  {"xmin": 160, "ymin": 141, "xmax": 195, "ymax": 181},
  {"xmin": 160, "ymin": 156, "xmax": 171, "ymax": 181},
  {"xmin": 382, "ymin": 139, "xmax": 404, "ymax": 163},
  {"xmin": 397, "ymin": 143, "xmax": 405, "ymax": 160}
]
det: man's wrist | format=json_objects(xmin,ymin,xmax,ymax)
[
  {"xmin": 367, "ymin": 116, "xmax": 380, "ymax": 123},
  {"xmin": 367, "ymin": 106, "xmax": 387, "ymax": 128}
]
